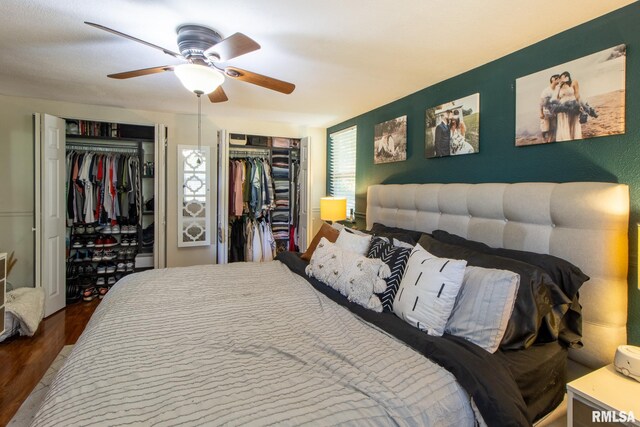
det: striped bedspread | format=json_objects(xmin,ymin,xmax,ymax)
[{"xmin": 33, "ymin": 262, "xmax": 478, "ymax": 426}]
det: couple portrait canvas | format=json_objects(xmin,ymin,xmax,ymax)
[
  {"xmin": 425, "ymin": 93, "xmax": 479, "ymax": 158},
  {"xmin": 374, "ymin": 115, "xmax": 407, "ymax": 164},
  {"xmin": 515, "ymin": 44, "xmax": 626, "ymax": 146}
]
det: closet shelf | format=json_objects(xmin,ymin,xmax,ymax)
[{"xmin": 66, "ymin": 134, "xmax": 153, "ymax": 143}]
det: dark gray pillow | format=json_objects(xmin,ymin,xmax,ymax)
[
  {"xmin": 418, "ymin": 234, "xmax": 555, "ymax": 351},
  {"xmin": 432, "ymin": 230, "xmax": 589, "ymax": 348},
  {"xmin": 369, "ymin": 223, "xmax": 423, "ymax": 245},
  {"xmin": 367, "ymin": 237, "xmax": 411, "ymax": 312}
]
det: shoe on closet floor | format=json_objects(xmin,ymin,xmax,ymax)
[
  {"xmin": 103, "ymin": 249, "xmax": 116, "ymax": 261},
  {"xmin": 107, "ymin": 277, "xmax": 116, "ymax": 286},
  {"xmin": 77, "ymin": 250, "xmax": 90, "ymax": 263},
  {"xmin": 106, "ymin": 263, "xmax": 116, "ymax": 274},
  {"xmin": 96, "ymin": 264, "xmax": 107, "ymax": 274},
  {"xmin": 85, "ymin": 239, "xmax": 95, "ymax": 248},
  {"xmin": 72, "ymin": 239, "xmax": 83, "ymax": 249},
  {"xmin": 125, "ymin": 262, "xmax": 134, "ymax": 272},
  {"xmin": 92, "ymin": 250, "xmax": 104, "ymax": 262},
  {"xmin": 74, "ymin": 224, "xmax": 86, "ymax": 235},
  {"xmin": 103, "ymin": 235, "xmax": 118, "ymax": 248},
  {"xmin": 85, "ymin": 224, "xmax": 95, "ymax": 234},
  {"xmin": 81, "ymin": 285, "xmax": 97, "ymax": 302},
  {"xmin": 111, "ymin": 225, "xmax": 121, "ymax": 234}
]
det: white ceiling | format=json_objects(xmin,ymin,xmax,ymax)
[{"xmin": 0, "ymin": 0, "xmax": 635, "ymax": 128}]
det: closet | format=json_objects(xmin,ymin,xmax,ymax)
[
  {"xmin": 217, "ymin": 131, "xmax": 309, "ymax": 264},
  {"xmin": 34, "ymin": 114, "xmax": 166, "ymax": 317}
]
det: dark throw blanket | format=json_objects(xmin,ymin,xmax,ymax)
[{"xmin": 276, "ymin": 251, "xmax": 531, "ymax": 427}]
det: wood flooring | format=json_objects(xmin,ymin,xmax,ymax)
[{"xmin": 0, "ymin": 299, "xmax": 99, "ymax": 425}]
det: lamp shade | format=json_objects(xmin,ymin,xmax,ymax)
[
  {"xmin": 174, "ymin": 64, "xmax": 224, "ymax": 94},
  {"xmin": 320, "ymin": 197, "xmax": 347, "ymax": 222}
]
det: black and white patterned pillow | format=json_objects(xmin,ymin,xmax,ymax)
[{"xmin": 367, "ymin": 237, "xmax": 411, "ymax": 311}]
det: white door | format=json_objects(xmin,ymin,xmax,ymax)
[
  {"xmin": 298, "ymin": 137, "xmax": 310, "ymax": 251},
  {"xmin": 35, "ymin": 114, "xmax": 66, "ymax": 317},
  {"xmin": 154, "ymin": 124, "xmax": 167, "ymax": 268},
  {"xmin": 216, "ymin": 129, "xmax": 229, "ymax": 264}
]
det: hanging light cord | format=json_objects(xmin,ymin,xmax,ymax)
[{"xmin": 195, "ymin": 90, "xmax": 203, "ymax": 165}]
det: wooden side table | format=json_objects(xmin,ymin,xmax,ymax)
[{"xmin": 567, "ymin": 364, "xmax": 640, "ymax": 426}]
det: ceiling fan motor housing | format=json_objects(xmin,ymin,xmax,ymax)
[{"xmin": 177, "ymin": 25, "xmax": 223, "ymax": 62}]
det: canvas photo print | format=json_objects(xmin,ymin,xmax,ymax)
[
  {"xmin": 374, "ymin": 115, "xmax": 407, "ymax": 164},
  {"xmin": 515, "ymin": 44, "xmax": 626, "ymax": 146},
  {"xmin": 425, "ymin": 93, "xmax": 479, "ymax": 158}
]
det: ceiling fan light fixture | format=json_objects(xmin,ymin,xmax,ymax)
[{"xmin": 174, "ymin": 63, "xmax": 224, "ymax": 94}]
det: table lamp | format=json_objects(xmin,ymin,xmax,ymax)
[{"xmin": 320, "ymin": 197, "xmax": 347, "ymax": 224}]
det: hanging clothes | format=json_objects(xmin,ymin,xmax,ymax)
[
  {"xmin": 228, "ymin": 157, "xmax": 276, "ymax": 218},
  {"xmin": 66, "ymin": 149, "xmax": 141, "ymax": 226},
  {"xmin": 227, "ymin": 148, "xmax": 299, "ymax": 262},
  {"xmin": 252, "ymin": 220, "xmax": 263, "ymax": 262}
]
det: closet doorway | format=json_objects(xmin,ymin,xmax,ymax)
[
  {"xmin": 216, "ymin": 130, "xmax": 309, "ymax": 264},
  {"xmin": 34, "ymin": 113, "xmax": 167, "ymax": 317}
]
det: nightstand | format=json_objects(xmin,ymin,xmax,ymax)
[{"xmin": 567, "ymin": 364, "xmax": 640, "ymax": 426}]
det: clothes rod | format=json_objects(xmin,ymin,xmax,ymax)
[
  {"xmin": 229, "ymin": 147, "xmax": 271, "ymax": 152},
  {"xmin": 229, "ymin": 145, "xmax": 299, "ymax": 152},
  {"xmin": 230, "ymin": 151, "xmax": 270, "ymax": 156},
  {"xmin": 67, "ymin": 144, "xmax": 139, "ymax": 154}
]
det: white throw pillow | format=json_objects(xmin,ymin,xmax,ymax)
[
  {"xmin": 335, "ymin": 228, "xmax": 372, "ymax": 256},
  {"xmin": 445, "ymin": 266, "xmax": 519, "ymax": 353},
  {"xmin": 392, "ymin": 238, "xmax": 414, "ymax": 249},
  {"xmin": 393, "ymin": 244, "xmax": 466, "ymax": 336},
  {"xmin": 306, "ymin": 238, "xmax": 389, "ymax": 312}
]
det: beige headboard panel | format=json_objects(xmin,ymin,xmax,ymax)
[{"xmin": 367, "ymin": 182, "xmax": 629, "ymax": 368}]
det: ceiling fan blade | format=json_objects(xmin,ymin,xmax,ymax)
[
  {"xmin": 204, "ymin": 33, "xmax": 260, "ymax": 61},
  {"xmin": 208, "ymin": 86, "xmax": 229, "ymax": 103},
  {"xmin": 224, "ymin": 67, "xmax": 295, "ymax": 94},
  {"xmin": 108, "ymin": 65, "xmax": 174, "ymax": 79},
  {"xmin": 85, "ymin": 21, "xmax": 183, "ymax": 59}
]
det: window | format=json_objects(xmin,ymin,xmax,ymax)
[{"xmin": 328, "ymin": 126, "xmax": 357, "ymax": 217}]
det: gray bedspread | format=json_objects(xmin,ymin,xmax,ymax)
[{"xmin": 32, "ymin": 261, "xmax": 477, "ymax": 426}]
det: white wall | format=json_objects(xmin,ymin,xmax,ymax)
[{"xmin": 0, "ymin": 94, "xmax": 325, "ymax": 287}]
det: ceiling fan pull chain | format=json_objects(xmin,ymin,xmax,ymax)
[{"xmin": 197, "ymin": 92, "xmax": 202, "ymax": 164}]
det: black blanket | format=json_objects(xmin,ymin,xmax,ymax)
[{"xmin": 276, "ymin": 251, "xmax": 531, "ymax": 427}]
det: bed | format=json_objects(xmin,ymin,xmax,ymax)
[{"xmin": 32, "ymin": 182, "xmax": 629, "ymax": 426}]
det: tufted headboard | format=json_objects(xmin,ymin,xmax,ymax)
[{"xmin": 367, "ymin": 182, "xmax": 629, "ymax": 369}]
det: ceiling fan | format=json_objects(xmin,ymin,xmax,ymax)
[{"xmin": 85, "ymin": 22, "xmax": 295, "ymax": 103}]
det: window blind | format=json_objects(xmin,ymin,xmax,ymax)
[{"xmin": 328, "ymin": 126, "xmax": 357, "ymax": 217}]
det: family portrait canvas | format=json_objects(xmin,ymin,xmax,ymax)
[
  {"xmin": 374, "ymin": 115, "xmax": 407, "ymax": 164},
  {"xmin": 515, "ymin": 44, "xmax": 626, "ymax": 146},
  {"xmin": 425, "ymin": 93, "xmax": 479, "ymax": 158}
]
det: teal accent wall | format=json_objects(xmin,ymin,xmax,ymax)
[{"xmin": 327, "ymin": 3, "xmax": 640, "ymax": 345}]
